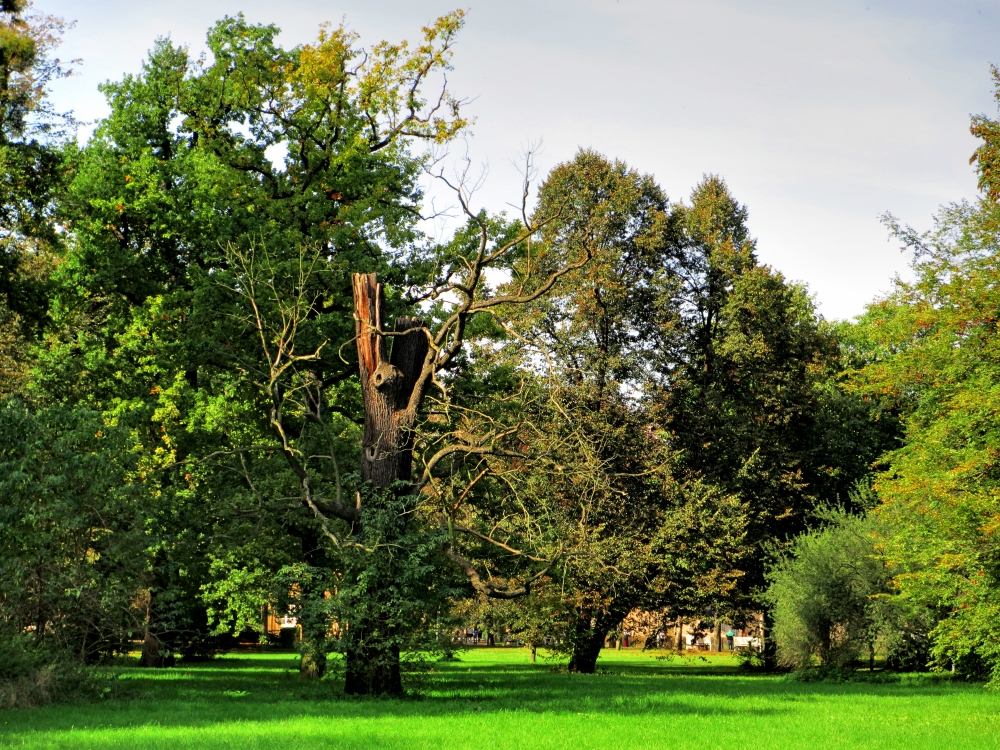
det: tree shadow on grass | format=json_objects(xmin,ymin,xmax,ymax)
[
  {"xmin": 2, "ymin": 692, "xmax": 790, "ymax": 739},
  {"xmin": 1, "ymin": 651, "xmax": 973, "ymax": 739},
  {"xmin": 123, "ymin": 652, "xmax": 961, "ymax": 702}
]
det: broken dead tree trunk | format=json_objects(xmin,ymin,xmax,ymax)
[
  {"xmin": 344, "ymin": 273, "xmax": 429, "ymax": 697},
  {"xmin": 353, "ymin": 273, "xmax": 429, "ymax": 488}
]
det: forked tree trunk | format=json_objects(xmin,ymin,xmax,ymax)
[{"xmin": 345, "ymin": 273, "xmax": 429, "ymax": 696}]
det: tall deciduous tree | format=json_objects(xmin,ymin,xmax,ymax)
[
  {"xmin": 451, "ymin": 152, "xmax": 746, "ymax": 673},
  {"xmin": 851, "ymin": 189, "xmax": 1000, "ymax": 680},
  {"xmin": 39, "ymin": 11, "xmax": 470, "ymax": 675},
  {"xmin": 0, "ymin": 1, "xmax": 74, "ymax": 395},
  {"xmin": 0, "ymin": 2, "xmax": 151, "ymax": 672},
  {"xmin": 240, "ymin": 186, "xmax": 592, "ymax": 691},
  {"xmin": 970, "ymin": 64, "xmax": 1000, "ymax": 202},
  {"xmin": 659, "ymin": 176, "xmax": 890, "ymax": 658}
]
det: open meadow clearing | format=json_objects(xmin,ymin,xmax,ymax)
[{"xmin": 1, "ymin": 649, "xmax": 997, "ymax": 750}]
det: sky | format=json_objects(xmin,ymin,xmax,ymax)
[{"xmin": 41, "ymin": 0, "xmax": 1000, "ymax": 320}]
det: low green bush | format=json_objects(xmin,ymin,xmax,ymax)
[
  {"xmin": 734, "ymin": 646, "xmax": 766, "ymax": 672},
  {"xmin": 0, "ymin": 636, "xmax": 103, "ymax": 709},
  {"xmin": 785, "ymin": 665, "xmax": 904, "ymax": 684}
]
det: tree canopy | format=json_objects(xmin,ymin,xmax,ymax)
[{"xmin": 8, "ymin": 1, "xmax": 1000, "ymax": 696}]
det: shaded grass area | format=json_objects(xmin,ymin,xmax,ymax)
[{"xmin": 2, "ymin": 648, "xmax": 999, "ymax": 749}]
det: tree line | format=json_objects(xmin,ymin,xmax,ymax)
[{"xmin": 2, "ymin": 2, "xmax": 998, "ymax": 697}]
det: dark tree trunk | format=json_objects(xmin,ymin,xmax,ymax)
[
  {"xmin": 296, "ymin": 529, "xmax": 330, "ymax": 680},
  {"xmin": 345, "ymin": 274, "xmax": 429, "ymax": 696},
  {"xmin": 139, "ymin": 591, "xmax": 174, "ymax": 668},
  {"xmin": 296, "ymin": 590, "xmax": 328, "ymax": 680},
  {"xmin": 761, "ymin": 608, "xmax": 779, "ymax": 670},
  {"xmin": 714, "ymin": 619, "xmax": 723, "ymax": 653},
  {"xmin": 300, "ymin": 648, "xmax": 326, "ymax": 680},
  {"xmin": 139, "ymin": 553, "xmax": 176, "ymax": 668},
  {"xmin": 674, "ymin": 617, "xmax": 685, "ymax": 651},
  {"xmin": 568, "ymin": 637, "xmax": 604, "ymax": 674},
  {"xmin": 818, "ymin": 620, "xmax": 833, "ymax": 666},
  {"xmin": 344, "ymin": 628, "xmax": 402, "ymax": 695},
  {"xmin": 567, "ymin": 613, "xmax": 607, "ymax": 674}
]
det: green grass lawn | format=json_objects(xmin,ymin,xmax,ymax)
[{"xmin": 1, "ymin": 648, "xmax": 998, "ymax": 749}]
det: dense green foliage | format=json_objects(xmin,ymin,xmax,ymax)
[
  {"xmin": 8, "ymin": 0, "xmax": 1000, "ymax": 705},
  {"xmin": 448, "ymin": 153, "xmax": 750, "ymax": 672},
  {"xmin": 767, "ymin": 66, "xmax": 1000, "ymax": 682},
  {"xmin": 765, "ymin": 507, "xmax": 906, "ymax": 670},
  {"xmin": 657, "ymin": 178, "xmax": 899, "ymax": 618},
  {"xmin": 32, "ymin": 8, "xmax": 473, "ymax": 681},
  {"xmin": 848, "ymin": 197, "xmax": 1000, "ymax": 680},
  {"xmin": 0, "ymin": 400, "xmax": 143, "ymax": 660}
]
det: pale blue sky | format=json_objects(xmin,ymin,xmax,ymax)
[{"xmin": 43, "ymin": 0, "xmax": 1000, "ymax": 319}]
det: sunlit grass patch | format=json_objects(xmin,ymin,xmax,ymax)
[{"xmin": 1, "ymin": 648, "xmax": 998, "ymax": 749}]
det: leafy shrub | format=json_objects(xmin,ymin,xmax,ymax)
[
  {"xmin": 764, "ymin": 508, "xmax": 902, "ymax": 670},
  {"xmin": 0, "ymin": 400, "xmax": 146, "ymax": 663},
  {"xmin": 734, "ymin": 645, "xmax": 766, "ymax": 672},
  {"xmin": 0, "ymin": 637, "xmax": 95, "ymax": 709}
]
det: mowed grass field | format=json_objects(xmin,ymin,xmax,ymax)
[{"xmin": 1, "ymin": 648, "xmax": 998, "ymax": 749}]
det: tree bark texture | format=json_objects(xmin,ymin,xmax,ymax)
[
  {"xmin": 345, "ymin": 273, "xmax": 429, "ymax": 696},
  {"xmin": 299, "ymin": 648, "xmax": 327, "ymax": 680},
  {"xmin": 139, "ymin": 592, "xmax": 175, "ymax": 668},
  {"xmin": 353, "ymin": 273, "xmax": 428, "ymax": 489},
  {"xmin": 567, "ymin": 612, "xmax": 608, "ymax": 674}
]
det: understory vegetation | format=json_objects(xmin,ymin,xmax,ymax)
[{"xmin": 5, "ymin": 0, "xmax": 1000, "ymax": 721}]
